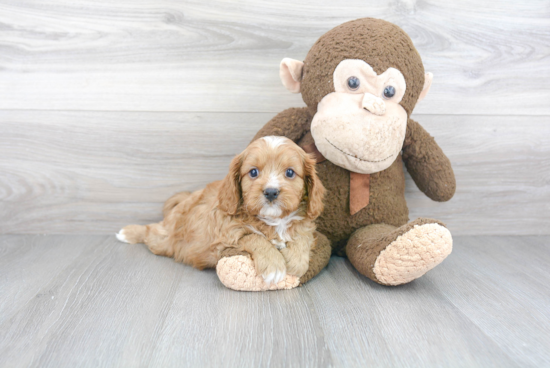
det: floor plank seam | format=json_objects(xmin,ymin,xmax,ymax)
[{"xmin": 424, "ymin": 276, "xmax": 524, "ymax": 368}]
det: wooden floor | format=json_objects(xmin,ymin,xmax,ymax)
[{"xmin": 0, "ymin": 235, "xmax": 548, "ymax": 367}]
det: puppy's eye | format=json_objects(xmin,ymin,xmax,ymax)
[
  {"xmin": 249, "ymin": 168, "xmax": 259, "ymax": 178},
  {"xmin": 347, "ymin": 76, "xmax": 360, "ymax": 91},
  {"xmin": 285, "ymin": 169, "xmax": 295, "ymax": 178}
]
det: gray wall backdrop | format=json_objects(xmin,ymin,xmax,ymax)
[{"xmin": 0, "ymin": 0, "xmax": 549, "ymax": 235}]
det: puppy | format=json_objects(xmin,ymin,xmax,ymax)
[{"xmin": 116, "ymin": 136, "xmax": 325, "ymax": 284}]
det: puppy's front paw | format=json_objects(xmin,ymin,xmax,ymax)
[
  {"xmin": 216, "ymin": 256, "xmax": 299, "ymax": 291},
  {"xmin": 286, "ymin": 259, "xmax": 309, "ymax": 278},
  {"xmin": 254, "ymin": 252, "xmax": 287, "ymax": 285},
  {"xmin": 263, "ymin": 268, "xmax": 286, "ymax": 285},
  {"xmin": 281, "ymin": 248, "xmax": 309, "ymax": 278}
]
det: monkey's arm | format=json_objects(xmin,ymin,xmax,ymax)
[
  {"xmin": 402, "ymin": 118, "xmax": 456, "ymax": 202},
  {"xmin": 252, "ymin": 107, "xmax": 312, "ymax": 143}
]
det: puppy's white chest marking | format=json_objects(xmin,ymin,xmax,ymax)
[
  {"xmin": 246, "ymin": 225, "xmax": 287, "ymax": 249},
  {"xmin": 258, "ymin": 210, "xmax": 304, "ymax": 247}
]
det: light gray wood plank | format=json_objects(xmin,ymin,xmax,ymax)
[
  {"xmin": 0, "ymin": 235, "xmax": 185, "ymax": 367},
  {"xmin": 1, "ymin": 110, "xmax": 548, "ymax": 235},
  {"xmin": 0, "ymin": 110, "xmax": 265, "ymax": 234},
  {"xmin": 0, "ymin": 0, "xmax": 548, "ymax": 114},
  {"xmin": 406, "ymin": 113, "xmax": 550, "ymax": 235},
  {"xmin": 146, "ymin": 268, "xmax": 332, "ymax": 367},
  {"xmin": 0, "ymin": 235, "xmax": 99, "ymax": 325},
  {"xmin": 0, "ymin": 235, "xmax": 549, "ymax": 367},
  {"xmin": 305, "ymin": 257, "xmax": 519, "ymax": 368},
  {"xmin": 482, "ymin": 236, "xmax": 550, "ymax": 292},
  {"xmin": 426, "ymin": 236, "xmax": 550, "ymax": 367},
  {"xmin": 0, "ymin": 235, "xmax": 332, "ymax": 368}
]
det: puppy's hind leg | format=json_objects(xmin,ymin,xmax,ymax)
[
  {"xmin": 163, "ymin": 191, "xmax": 192, "ymax": 218},
  {"xmin": 117, "ymin": 223, "xmax": 174, "ymax": 258}
]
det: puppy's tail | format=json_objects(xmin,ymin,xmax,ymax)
[
  {"xmin": 116, "ymin": 225, "xmax": 146, "ymax": 244},
  {"xmin": 163, "ymin": 191, "xmax": 192, "ymax": 218}
]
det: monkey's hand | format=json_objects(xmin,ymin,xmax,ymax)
[
  {"xmin": 252, "ymin": 107, "xmax": 312, "ymax": 144},
  {"xmin": 402, "ymin": 118, "xmax": 456, "ymax": 202}
]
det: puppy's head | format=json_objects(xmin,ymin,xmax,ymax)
[{"xmin": 218, "ymin": 136, "xmax": 325, "ymax": 219}]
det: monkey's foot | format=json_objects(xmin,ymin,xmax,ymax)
[
  {"xmin": 374, "ymin": 222, "xmax": 452, "ymax": 285},
  {"xmin": 216, "ymin": 255, "xmax": 300, "ymax": 291},
  {"xmin": 347, "ymin": 218, "xmax": 453, "ymax": 286}
]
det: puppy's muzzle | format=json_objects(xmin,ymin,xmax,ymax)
[{"xmin": 263, "ymin": 188, "xmax": 279, "ymax": 202}]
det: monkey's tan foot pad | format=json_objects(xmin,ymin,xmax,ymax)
[
  {"xmin": 216, "ymin": 255, "xmax": 300, "ymax": 291},
  {"xmin": 374, "ymin": 223, "xmax": 452, "ymax": 286}
]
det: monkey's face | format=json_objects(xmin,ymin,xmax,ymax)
[
  {"xmin": 278, "ymin": 19, "xmax": 433, "ymax": 175},
  {"xmin": 310, "ymin": 59, "xmax": 408, "ymax": 174}
]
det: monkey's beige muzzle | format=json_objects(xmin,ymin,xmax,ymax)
[{"xmin": 362, "ymin": 93, "xmax": 386, "ymax": 116}]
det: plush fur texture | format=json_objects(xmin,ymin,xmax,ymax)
[
  {"xmin": 117, "ymin": 137, "xmax": 325, "ymax": 285},
  {"xmin": 373, "ymin": 223, "xmax": 452, "ymax": 285},
  {"xmin": 217, "ymin": 18, "xmax": 456, "ymax": 289},
  {"xmin": 346, "ymin": 218, "xmax": 452, "ymax": 285},
  {"xmin": 300, "ymin": 18, "xmax": 426, "ymax": 118}
]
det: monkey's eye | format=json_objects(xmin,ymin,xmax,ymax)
[
  {"xmin": 249, "ymin": 168, "xmax": 259, "ymax": 178},
  {"xmin": 347, "ymin": 76, "xmax": 360, "ymax": 91},
  {"xmin": 285, "ymin": 168, "xmax": 295, "ymax": 179},
  {"xmin": 383, "ymin": 86, "xmax": 396, "ymax": 99}
]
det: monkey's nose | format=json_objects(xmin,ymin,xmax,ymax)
[
  {"xmin": 264, "ymin": 188, "xmax": 279, "ymax": 202},
  {"xmin": 362, "ymin": 93, "xmax": 386, "ymax": 116}
]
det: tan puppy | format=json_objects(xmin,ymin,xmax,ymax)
[{"xmin": 117, "ymin": 136, "xmax": 325, "ymax": 284}]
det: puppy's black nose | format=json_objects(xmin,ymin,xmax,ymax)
[{"xmin": 264, "ymin": 188, "xmax": 279, "ymax": 202}]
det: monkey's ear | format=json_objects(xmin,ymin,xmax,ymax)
[
  {"xmin": 280, "ymin": 58, "xmax": 304, "ymax": 93},
  {"xmin": 417, "ymin": 72, "xmax": 433, "ymax": 103}
]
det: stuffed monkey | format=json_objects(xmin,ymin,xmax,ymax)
[{"xmin": 216, "ymin": 18, "xmax": 456, "ymax": 290}]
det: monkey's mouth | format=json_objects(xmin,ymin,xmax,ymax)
[{"xmin": 326, "ymin": 138, "xmax": 393, "ymax": 163}]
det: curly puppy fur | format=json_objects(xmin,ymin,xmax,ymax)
[{"xmin": 117, "ymin": 137, "xmax": 325, "ymax": 284}]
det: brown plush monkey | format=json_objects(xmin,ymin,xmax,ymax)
[{"xmin": 216, "ymin": 18, "xmax": 456, "ymax": 290}]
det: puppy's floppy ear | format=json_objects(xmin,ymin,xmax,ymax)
[
  {"xmin": 303, "ymin": 152, "xmax": 325, "ymax": 219},
  {"xmin": 218, "ymin": 153, "xmax": 243, "ymax": 215}
]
